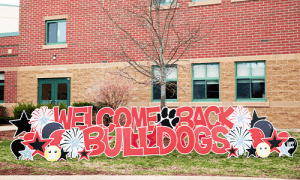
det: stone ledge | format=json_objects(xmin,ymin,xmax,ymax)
[
  {"xmin": 189, "ymin": 102, "xmax": 222, "ymax": 107},
  {"xmin": 188, "ymin": 0, "xmax": 221, "ymax": 7},
  {"xmin": 151, "ymin": 4, "xmax": 180, "ymax": 10},
  {"xmin": 0, "ymin": 103, "xmax": 17, "ymax": 107},
  {"xmin": 36, "ymin": 73, "xmax": 73, "ymax": 79},
  {"xmin": 232, "ymin": 102, "xmax": 270, "ymax": 107},
  {"xmin": 43, "ymin": 44, "xmax": 68, "ymax": 50},
  {"xmin": 43, "ymin": 15, "xmax": 68, "ymax": 21},
  {"xmin": 149, "ymin": 102, "xmax": 180, "ymax": 108}
]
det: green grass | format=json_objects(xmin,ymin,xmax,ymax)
[{"xmin": 0, "ymin": 131, "xmax": 299, "ymax": 178}]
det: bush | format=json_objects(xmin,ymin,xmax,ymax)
[
  {"xmin": 13, "ymin": 102, "xmax": 68, "ymax": 119},
  {"xmin": 0, "ymin": 116, "xmax": 15, "ymax": 124},
  {"xmin": 13, "ymin": 102, "xmax": 36, "ymax": 119},
  {"xmin": 0, "ymin": 105, "xmax": 7, "ymax": 118},
  {"xmin": 72, "ymin": 101, "xmax": 94, "ymax": 107}
]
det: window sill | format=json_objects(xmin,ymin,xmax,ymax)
[
  {"xmin": 188, "ymin": 0, "xmax": 221, "ymax": 7},
  {"xmin": 232, "ymin": 102, "xmax": 270, "ymax": 108},
  {"xmin": 151, "ymin": 4, "xmax": 180, "ymax": 10},
  {"xmin": 149, "ymin": 102, "xmax": 180, "ymax": 108},
  {"xmin": 43, "ymin": 44, "xmax": 68, "ymax": 50},
  {"xmin": 189, "ymin": 102, "xmax": 222, "ymax": 107}
]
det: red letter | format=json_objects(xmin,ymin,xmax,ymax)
[
  {"xmin": 96, "ymin": 107, "xmax": 115, "ymax": 133},
  {"xmin": 83, "ymin": 126, "xmax": 105, "ymax": 156},
  {"xmin": 176, "ymin": 126, "xmax": 195, "ymax": 154},
  {"xmin": 193, "ymin": 107, "xmax": 206, "ymax": 128},
  {"xmin": 194, "ymin": 126, "xmax": 212, "ymax": 155},
  {"xmin": 146, "ymin": 106, "xmax": 160, "ymax": 132},
  {"xmin": 114, "ymin": 107, "xmax": 132, "ymax": 127},
  {"xmin": 211, "ymin": 125, "xmax": 230, "ymax": 154},
  {"xmin": 123, "ymin": 127, "xmax": 144, "ymax": 156},
  {"xmin": 72, "ymin": 107, "xmax": 88, "ymax": 130},
  {"xmin": 131, "ymin": 107, "xmax": 147, "ymax": 128},
  {"xmin": 176, "ymin": 106, "xmax": 194, "ymax": 129},
  {"xmin": 218, "ymin": 106, "xmax": 234, "ymax": 129},
  {"xmin": 54, "ymin": 106, "xmax": 73, "ymax": 130},
  {"xmin": 156, "ymin": 126, "xmax": 177, "ymax": 155},
  {"xmin": 104, "ymin": 127, "xmax": 123, "ymax": 157},
  {"xmin": 204, "ymin": 106, "xmax": 221, "ymax": 130},
  {"xmin": 138, "ymin": 127, "xmax": 159, "ymax": 155}
]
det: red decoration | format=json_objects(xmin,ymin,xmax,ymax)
[
  {"xmin": 226, "ymin": 144, "xmax": 239, "ymax": 158},
  {"xmin": 22, "ymin": 131, "xmax": 52, "ymax": 156}
]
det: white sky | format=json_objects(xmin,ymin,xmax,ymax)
[{"xmin": 0, "ymin": 0, "xmax": 19, "ymax": 6}]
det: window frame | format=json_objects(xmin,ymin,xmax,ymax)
[
  {"xmin": 153, "ymin": 0, "xmax": 177, "ymax": 6},
  {"xmin": 192, "ymin": 63, "xmax": 220, "ymax": 102},
  {"xmin": 152, "ymin": 65, "xmax": 178, "ymax": 102},
  {"xmin": 45, "ymin": 19, "xmax": 66, "ymax": 45},
  {"xmin": 235, "ymin": 61, "xmax": 267, "ymax": 102},
  {"xmin": 0, "ymin": 72, "xmax": 4, "ymax": 103}
]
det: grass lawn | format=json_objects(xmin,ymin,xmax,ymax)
[{"xmin": 0, "ymin": 131, "xmax": 299, "ymax": 178}]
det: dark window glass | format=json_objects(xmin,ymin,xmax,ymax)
[
  {"xmin": 237, "ymin": 79, "xmax": 250, "ymax": 99},
  {"xmin": 57, "ymin": 83, "xmax": 68, "ymax": 100},
  {"xmin": 207, "ymin": 80, "xmax": 219, "ymax": 99},
  {"xmin": 47, "ymin": 22, "xmax": 57, "ymax": 44},
  {"xmin": 153, "ymin": 83, "xmax": 161, "ymax": 100},
  {"xmin": 166, "ymin": 81, "xmax": 177, "ymax": 99},
  {"xmin": 42, "ymin": 84, "xmax": 52, "ymax": 100},
  {"xmin": 0, "ymin": 80, "xmax": 4, "ymax": 83},
  {"xmin": 251, "ymin": 80, "xmax": 265, "ymax": 98},
  {"xmin": 0, "ymin": 86, "xmax": 4, "ymax": 101},
  {"xmin": 193, "ymin": 80, "xmax": 205, "ymax": 99}
]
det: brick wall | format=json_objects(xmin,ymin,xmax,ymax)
[{"xmin": 13, "ymin": 0, "xmax": 300, "ymax": 67}]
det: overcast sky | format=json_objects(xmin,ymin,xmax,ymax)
[{"xmin": 0, "ymin": 0, "xmax": 19, "ymax": 6}]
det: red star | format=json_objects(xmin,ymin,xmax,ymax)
[
  {"xmin": 131, "ymin": 130, "xmax": 139, "ymax": 148},
  {"xmin": 22, "ymin": 131, "xmax": 52, "ymax": 156},
  {"xmin": 78, "ymin": 147, "xmax": 92, "ymax": 161},
  {"xmin": 262, "ymin": 130, "xmax": 288, "ymax": 153},
  {"xmin": 147, "ymin": 126, "xmax": 157, "ymax": 147},
  {"xmin": 226, "ymin": 144, "xmax": 238, "ymax": 158}
]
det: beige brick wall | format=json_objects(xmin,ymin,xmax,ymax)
[{"xmin": 11, "ymin": 54, "xmax": 300, "ymax": 128}]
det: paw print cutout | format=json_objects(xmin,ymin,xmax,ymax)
[{"xmin": 156, "ymin": 107, "xmax": 180, "ymax": 129}]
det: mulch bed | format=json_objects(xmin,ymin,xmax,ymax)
[{"xmin": 0, "ymin": 130, "xmax": 16, "ymax": 141}]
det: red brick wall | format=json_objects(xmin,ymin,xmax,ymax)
[
  {"xmin": 4, "ymin": 71, "xmax": 17, "ymax": 103},
  {"xmin": 5, "ymin": 0, "xmax": 300, "ymax": 67},
  {"xmin": 0, "ymin": 36, "xmax": 19, "ymax": 103}
]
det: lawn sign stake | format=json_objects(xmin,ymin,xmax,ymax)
[{"xmin": 9, "ymin": 105, "xmax": 297, "ymax": 161}]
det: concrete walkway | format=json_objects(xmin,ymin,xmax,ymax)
[{"xmin": 0, "ymin": 175, "xmax": 296, "ymax": 180}]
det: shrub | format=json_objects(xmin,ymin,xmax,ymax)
[
  {"xmin": 72, "ymin": 101, "xmax": 94, "ymax": 107},
  {"xmin": 13, "ymin": 102, "xmax": 68, "ymax": 119},
  {"xmin": 0, "ymin": 105, "xmax": 7, "ymax": 118},
  {"xmin": 13, "ymin": 102, "xmax": 36, "ymax": 119}
]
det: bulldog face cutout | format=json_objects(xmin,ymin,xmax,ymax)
[
  {"xmin": 45, "ymin": 146, "xmax": 61, "ymax": 161},
  {"xmin": 257, "ymin": 143, "xmax": 270, "ymax": 158}
]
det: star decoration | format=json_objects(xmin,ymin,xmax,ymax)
[
  {"xmin": 262, "ymin": 130, "xmax": 288, "ymax": 153},
  {"xmin": 131, "ymin": 131, "xmax": 139, "ymax": 149},
  {"xmin": 22, "ymin": 131, "xmax": 52, "ymax": 156},
  {"xmin": 78, "ymin": 147, "xmax": 92, "ymax": 161},
  {"xmin": 246, "ymin": 145, "xmax": 257, "ymax": 158},
  {"xmin": 250, "ymin": 110, "xmax": 267, "ymax": 128},
  {"xmin": 19, "ymin": 146, "xmax": 35, "ymax": 160},
  {"xmin": 59, "ymin": 148, "xmax": 69, "ymax": 161},
  {"xmin": 147, "ymin": 126, "xmax": 157, "ymax": 147},
  {"xmin": 226, "ymin": 145, "xmax": 239, "ymax": 158},
  {"xmin": 277, "ymin": 143, "xmax": 292, "ymax": 157},
  {"xmin": 9, "ymin": 111, "xmax": 32, "ymax": 137}
]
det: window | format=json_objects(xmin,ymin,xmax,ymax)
[
  {"xmin": 0, "ymin": 73, "xmax": 4, "ymax": 103},
  {"xmin": 153, "ymin": 0, "xmax": 175, "ymax": 5},
  {"xmin": 192, "ymin": 64, "xmax": 219, "ymax": 101},
  {"xmin": 45, "ymin": 19, "xmax": 66, "ymax": 45},
  {"xmin": 152, "ymin": 66, "xmax": 177, "ymax": 102},
  {"xmin": 235, "ymin": 61, "xmax": 266, "ymax": 102}
]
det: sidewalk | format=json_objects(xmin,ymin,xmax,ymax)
[{"xmin": 0, "ymin": 175, "xmax": 296, "ymax": 180}]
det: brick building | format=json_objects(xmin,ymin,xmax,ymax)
[{"xmin": 0, "ymin": 0, "xmax": 300, "ymax": 128}]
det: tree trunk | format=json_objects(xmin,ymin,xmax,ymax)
[{"xmin": 161, "ymin": 82, "xmax": 166, "ymax": 110}]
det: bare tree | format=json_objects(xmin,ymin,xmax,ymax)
[{"xmin": 97, "ymin": 0, "xmax": 215, "ymax": 109}]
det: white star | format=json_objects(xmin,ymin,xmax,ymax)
[
  {"xmin": 277, "ymin": 143, "xmax": 292, "ymax": 157},
  {"xmin": 19, "ymin": 146, "xmax": 35, "ymax": 160}
]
